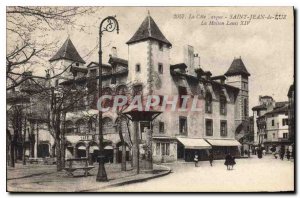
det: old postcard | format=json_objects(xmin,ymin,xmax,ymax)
[{"xmin": 6, "ymin": 6, "xmax": 294, "ymax": 192}]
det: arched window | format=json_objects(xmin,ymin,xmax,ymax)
[
  {"xmin": 116, "ymin": 85, "xmax": 128, "ymax": 95},
  {"xmin": 102, "ymin": 87, "xmax": 113, "ymax": 108},
  {"xmin": 76, "ymin": 119, "xmax": 86, "ymax": 134},
  {"xmin": 65, "ymin": 120, "xmax": 74, "ymax": 134},
  {"xmin": 88, "ymin": 117, "xmax": 97, "ymax": 134},
  {"xmin": 205, "ymin": 92, "xmax": 212, "ymax": 113},
  {"xmin": 220, "ymin": 94, "xmax": 227, "ymax": 115},
  {"xmin": 103, "ymin": 117, "xmax": 114, "ymax": 134}
]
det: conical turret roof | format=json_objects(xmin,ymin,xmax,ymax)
[
  {"xmin": 49, "ymin": 38, "xmax": 85, "ymax": 64},
  {"xmin": 126, "ymin": 14, "xmax": 172, "ymax": 47},
  {"xmin": 225, "ymin": 57, "xmax": 250, "ymax": 77}
]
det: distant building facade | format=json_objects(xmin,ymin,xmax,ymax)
[{"xmin": 252, "ymin": 95, "xmax": 292, "ymax": 152}]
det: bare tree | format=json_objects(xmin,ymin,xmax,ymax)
[{"xmin": 6, "ymin": 6, "xmax": 96, "ymax": 91}]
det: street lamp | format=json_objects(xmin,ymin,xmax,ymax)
[{"xmin": 96, "ymin": 16, "xmax": 119, "ymax": 182}]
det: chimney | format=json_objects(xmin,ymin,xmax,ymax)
[
  {"xmin": 111, "ymin": 47, "xmax": 118, "ymax": 57},
  {"xmin": 183, "ymin": 45, "xmax": 196, "ymax": 76},
  {"xmin": 194, "ymin": 53, "xmax": 200, "ymax": 68}
]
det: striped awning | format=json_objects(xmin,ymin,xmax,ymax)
[
  {"xmin": 205, "ymin": 139, "xmax": 241, "ymax": 146},
  {"xmin": 177, "ymin": 137, "xmax": 212, "ymax": 149}
]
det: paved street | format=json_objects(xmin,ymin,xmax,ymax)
[
  {"xmin": 7, "ymin": 155, "xmax": 294, "ymax": 192},
  {"xmin": 102, "ymin": 155, "xmax": 294, "ymax": 192}
]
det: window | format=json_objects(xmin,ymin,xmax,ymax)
[
  {"xmin": 272, "ymin": 120, "xmax": 274, "ymax": 126},
  {"xmin": 158, "ymin": 95, "xmax": 164, "ymax": 106},
  {"xmin": 244, "ymin": 98, "xmax": 248, "ymax": 117},
  {"xmin": 90, "ymin": 69, "xmax": 97, "ymax": 77},
  {"xmin": 205, "ymin": 93, "xmax": 212, "ymax": 113},
  {"xmin": 206, "ymin": 119, "xmax": 213, "ymax": 136},
  {"xmin": 158, "ymin": 63, "xmax": 163, "ymax": 74},
  {"xmin": 111, "ymin": 76, "xmax": 116, "ymax": 84},
  {"xmin": 220, "ymin": 121, "xmax": 227, "ymax": 137},
  {"xmin": 75, "ymin": 62, "xmax": 79, "ymax": 66},
  {"xmin": 159, "ymin": 122, "xmax": 164, "ymax": 133},
  {"xmin": 159, "ymin": 42, "xmax": 163, "ymax": 51},
  {"xmin": 273, "ymin": 133, "xmax": 275, "ymax": 139},
  {"xmin": 179, "ymin": 116, "xmax": 187, "ymax": 135},
  {"xmin": 220, "ymin": 94, "xmax": 227, "ymax": 115},
  {"xmin": 178, "ymin": 86, "xmax": 187, "ymax": 108},
  {"xmin": 156, "ymin": 143, "xmax": 161, "ymax": 155},
  {"xmin": 282, "ymin": 118, "xmax": 289, "ymax": 126},
  {"xmin": 136, "ymin": 64, "xmax": 141, "ymax": 72},
  {"xmin": 133, "ymin": 85, "xmax": 143, "ymax": 96},
  {"xmin": 140, "ymin": 121, "xmax": 151, "ymax": 134},
  {"xmin": 156, "ymin": 143, "xmax": 170, "ymax": 156},
  {"xmin": 283, "ymin": 133, "xmax": 288, "ymax": 139},
  {"xmin": 264, "ymin": 134, "xmax": 267, "ymax": 139}
]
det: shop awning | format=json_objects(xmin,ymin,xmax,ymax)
[
  {"xmin": 177, "ymin": 137, "xmax": 212, "ymax": 149},
  {"xmin": 78, "ymin": 146, "xmax": 86, "ymax": 150},
  {"xmin": 104, "ymin": 145, "xmax": 113, "ymax": 150},
  {"xmin": 205, "ymin": 139, "xmax": 241, "ymax": 146}
]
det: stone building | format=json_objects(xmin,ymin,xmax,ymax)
[
  {"xmin": 252, "ymin": 95, "xmax": 292, "ymax": 152},
  {"xmin": 25, "ymin": 14, "xmax": 252, "ymax": 163}
]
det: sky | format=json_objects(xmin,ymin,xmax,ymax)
[{"xmin": 24, "ymin": 6, "xmax": 294, "ymax": 111}]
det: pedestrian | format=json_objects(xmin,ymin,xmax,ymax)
[
  {"xmin": 286, "ymin": 149, "xmax": 291, "ymax": 161},
  {"xmin": 208, "ymin": 152, "xmax": 214, "ymax": 166},
  {"xmin": 257, "ymin": 148, "xmax": 263, "ymax": 159},
  {"xmin": 263, "ymin": 149, "xmax": 266, "ymax": 156},
  {"xmin": 280, "ymin": 146, "xmax": 285, "ymax": 160},
  {"xmin": 224, "ymin": 153, "xmax": 232, "ymax": 170},
  {"xmin": 194, "ymin": 154, "xmax": 199, "ymax": 167},
  {"xmin": 244, "ymin": 150, "xmax": 248, "ymax": 156},
  {"xmin": 248, "ymin": 150, "xmax": 251, "ymax": 158},
  {"xmin": 231, "ymin": 156, "xmax": 236, "ymax": 170}
]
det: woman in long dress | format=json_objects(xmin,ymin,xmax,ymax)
[{"xmin": 224, "ymin": 153, "xmax": 232, "ymax": 170}]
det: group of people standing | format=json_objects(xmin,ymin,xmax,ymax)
[
  {"xmin": 271, "ymin": 146, "xmax": 292, "ymax": 161},
  {"xmin": 194, "ymin": 152, "xmax": 236, "ymax": 170}
]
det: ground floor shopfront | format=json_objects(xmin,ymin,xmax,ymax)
[{"xmin": 152, "ymin": 137, "xmax": 241, "ymax": 163}]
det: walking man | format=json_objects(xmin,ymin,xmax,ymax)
[
  {"xmin": 208, "ymin": 152, "xmax": 214, "ymax": 167},
  {"xmin": 280, "ymin": 146, "xmax": 285, "ymax": 160},
  {"xmin": 286, "ymin": 149, "xmax": 291, "ymax": 161},
  {"xmin": 194, "ymin": 154, "xmax": 199, "ymax": 167}
]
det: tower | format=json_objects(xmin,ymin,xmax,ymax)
[
  {"xmin": 49, "ymin": 38, "xmax": 86, "ymax": 84},
  {"xmin": 225, "ymin": 57, "xmax": 250, "ymax": 135},
  {"xmin": 126, "ymin": 13, "xmax": 172, "ymax": 96}
]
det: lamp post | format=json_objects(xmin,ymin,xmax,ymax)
[{"xmin": 96, "ymin": 16, "xmax": 119, "ymax": 182}]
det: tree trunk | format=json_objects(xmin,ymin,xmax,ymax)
[
  {"xmin": 55, "ymin": 112, "xmax": 62, "ymax": 171},
  {"xmin": 56, "ymin": 141, "xmax": 62, "ymax": 171},
  {"xmin": 22, "ymin": 120, "xmax": 27, "ymax": 165},
  {"xmin": 10, "ymin": 140, "xmax": 15, "ymax": 168},
  {"xmin": 121, "ymin": 143, "xmax": 126, "ymax": 171}
]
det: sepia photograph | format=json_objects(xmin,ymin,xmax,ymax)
[{"xmin": 5, "ymin": 6, "xmax": 295, "ymax": 192}]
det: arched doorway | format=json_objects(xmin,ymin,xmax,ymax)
[
  {"xmin": 37, "ymin": 142, "xmax": 50, "ymax": 158},
  {"xmin": 76, "ymin": 142, "xmax": 87, "ymax": 158},
  {"xmin": 104, "ymin": 144, "xmax": 114, "ymax": 163},
  {"xmin": 89, "ymin": 141, "xmax": 99, "ymax": 163}
]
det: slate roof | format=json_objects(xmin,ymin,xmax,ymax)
[
  {"xmin": 211, "ymin": 75, "xmax": 226, "ymax": 81},
  {"xmin": 225, "ymin": 58, "xmax": 250, "ymax": 77},
  {"xmin": 252, "ymin": 104, "xmax": 267, "ymax": 111},
  {"xmin": 126, "ymin": 14, "xmax": 172, "ymax": 47},
  {"xmin": 265, "ymin": 105, "xmax": 289, "ymax": 116},
  {"xmin": 108, "ymin": 56, "xmax": 128, "ymax": 66},
  {"xmin": 49, "ymin": 38, "xmax": 86, "ymax": 64}
]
